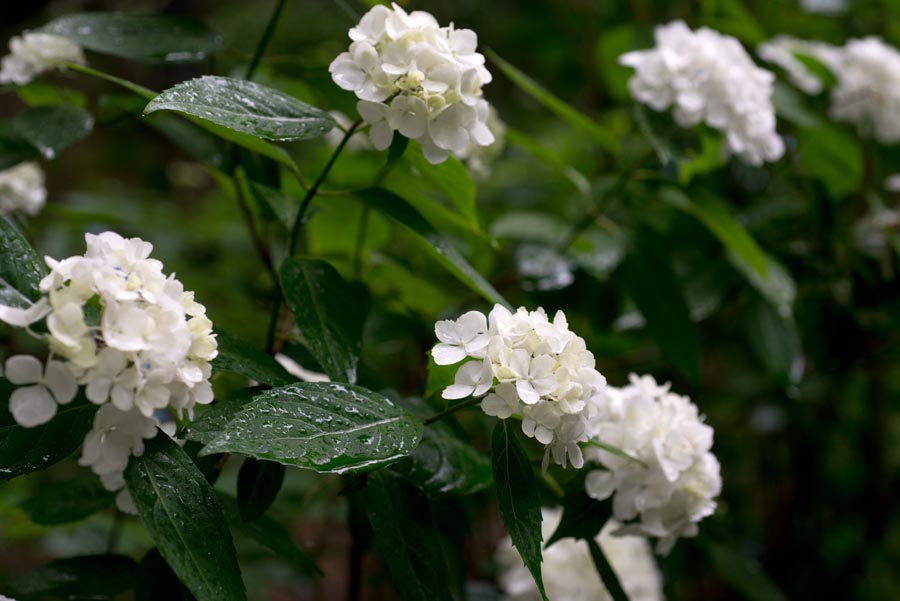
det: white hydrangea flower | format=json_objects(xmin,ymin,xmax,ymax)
[
  {"xmin": 826, "ymin": 37, "xmax": 900, "ymax": 144},
  {"xmin": 584, "ymin": 374, "xmax": 722, "ymax": 554},
  {"xmin": 0, "ymin": 32, "xmax": 85, "ymax": 86},
  {"xmin": 495, "ymin": 507, "xmax": 664, "ymax": 601},
  {"xmin": 620, "ymin": 20, "xmax": 784, "ymax": 166},
  {"xmin": 329, "ymin": 2, "xmax": 494, "ymax": 164},
  {"xmin": 0, "ymin": 162, "xmax": 47, "ymax": 217},
  {"xmin": 431, "ymin": 305, "xmax": 607, "ymax": 469},
  {"xmin": 78, "ymin": 403, "xmax": 159, "ymax": 513},
  {"xmin": 3, "ymin": 354, "xmax": 76, "ymax": 427}
]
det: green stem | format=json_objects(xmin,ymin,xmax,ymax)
[
  {"xmin": 106, "ymin": 510, "xmax": 124, "ymax": 553},
  {"xmin": 288, "ymin": 117, "xmax": 363, "ymax": 256},
  {"xmin": 64, "ymin": 62, "xmax": 156, "ymax": 99},
  {"xmin": 424, "ymin": 396, "xmax": 482, "ymax": 426},
  {"xmin": 245, "ymin": 0, "xmax": 289, "ymax": 81},
  {"xmin": 265, "ymin": 117, "xmax": 363, "ymax": 352},
  {"xmin": 233, "ymin": 169, "xmax": 277, "ymax": 280},
  {"xmin": 587, "ymin": 535, "xmax": 631, "ymax": 601},
  {"xmin": 583, "ymin": 439, "xmax": 646, "ymax": 467}
]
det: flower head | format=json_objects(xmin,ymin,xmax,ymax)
[
  {"xmin": 585, "ymin": 374, "xmax": 722, "ymax": 554},
  {"xmin": 620, "ymin": 20, "xmax": 784, "ymax": 165},
  {"xmin": 329, "ymin": 2, "xmax": 494, "ymax": 164},
  {"xmin": 431, "ymin": 305, "xmax": 607, "ymax": 468},
  {"xmin": 0, "ymin": 32, "xmax": 85, "ymax": 86},
  {"xmin": 0, "ymin": 162, "xmax": 47, "ymax": 217}
]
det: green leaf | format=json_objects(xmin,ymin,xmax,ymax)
[
  {"xmin": 6, "ymin": 554, "xmax": 138, "ymax": 600},
  {"xmin": 491, "ymin": 420, "xmax": 548, "ymax": 601},
  {"xmin": 706, "ymin": 541, "xmax": 789, "ymax": 601},
  {"xmin": 145, "ymin": 76, "xmax": 335, "ymax": 142},
  {"xmin": 0, "ymin": 216, "xmax": 47, "ymax": 300},
  {"xmin": 797, "ymin": 122, "xmax": 862, "ymax": 200},
  {"xmin": 237, "ymin": 457, "xmax": 285, "ymax": 522},
  {"xmin": 12, "ymin": 104, "xmax": 94, "ymax": 160},
  {"xmin": 360, "ymin": 471, "xmax": 454, "ymax": 601},
  {"xmin": 772, "ymin": 81, "xmax": 820, "ymax": 128},
  {"xmin": 618, "ymin": 230, "xmax": 700, "ymax": 381},
  {"xmin": 0, "ymin": 401, "xmax": 97, "ymax": 481},
  {"xmin": 486, "ymin": 49, "xmax": 618, "ymax": 154},
  {"xmin": 728, "ymin": 251, "xmax": 796, "ymax": 318},
  {"xmin": 661, "ymin": 187, "xmax": 768, "ymax": 277},
  {"xmin": 212, "ymin": 329, "xmax": 295, "ymax": 387},
  {"xmin": 199, "ymin": 382, "xmax": 423, "ymax": 474},
  {"xmin": 20, "ymin": 472, "xmax": 115, "ymax": 525},
  {"xmin": 218, "ymin": 493, "xmax": 323, "ymax": 577},
  {"xmin": 136, "ymin": 548, "xmax": 193, "ymax": 601},
  {"xmin": 125, "ymin": 434, "xmax": 247, "ymax": 601},
  {"xmin": 489, "ymin": 211, "xmax": 569, "ymax": 245},
  {"xmin": 404, "ymin": 144, "xmax": 478, "ymax": 225},
  {"xmin": 743, "ymin": 297, "xmax": 803, "ymax": 383},
  {"xmin": 353, "ymin": 188, "xmax": 509, "ymax": 308},
  {"xmin": 392, "ymin": 429, "xmax": 492, "ymax": 495},
  {"xmin": 0, "ymin": 125, "xmax": 38, "ymax": 171},
  {"xmin": 280, "ymin": 258, "xmax": 364, "ymax": 384},
  {"xmin": 0, "ymin": 277, "xmax": 31, "ymax": 309},
  {"xmin": 182, "ymin": 387, "xmax": 261, "ymax": 445},
  {"xmin": 17, "ymin": 82, "xmax": 87, "ymax": 108},
  {"xmin": 586, "ymin": 538, "xmax": 631, "ymax": 601},
  {"xmin": 40, "ymin": 13, "xmax": 222, "ymax": 63},
  {"xmin": 546, "ymin": 470, "xmax": 610, "ymax": 546},
  {"xmin": 251, "ymin": 182, "xmax": 297, "ymax": 231}
]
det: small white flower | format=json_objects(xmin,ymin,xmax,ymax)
[
  {"xmin": 0, "ymin": 32, "xmax": 85, "ymax": 86},
  {"xmin": 620, "ymin": 21, "xmax": 784, "ymax": 165},
  {"xmin": 4, "ymin": 354, "xmax": 76, "ymax": 427},
  {"xmin": 481, "ymin": 382, "xmax": 520, "ymax": 419},
  {"xmin": 0, "ymin": 297, "xmax": 50, "ymax": 328},
  {"xmin": 441, "ymin": 358, "xmax": 493, "ymax": 399},
  {"xmin": 0, "ymin": 162, "xmax": 47, "ymax": 216},
  {"xmin": 432, "ymin": 310, "xmax": 491, "ymax": 365}
]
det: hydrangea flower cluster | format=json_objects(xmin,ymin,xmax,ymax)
[
  {"xmin": 826, "ymin": 37, "xmax": 900, "ymax": 144},
  {"xmin": 329, "ymin": 2, "xmax": 494, "ymax": 164},
  {"xmin": 0, "ymin": 32, "xmax": 85, "ymax": 86},
  {"xmin": 432, "ymin": 305, "xmax": 607, "ymax": 470},
  {"xmin": 620, "ymin": 20, "xmax": 784, "ymax": 166},
  {"xmin": 0, "ymin": 231, "xmax": 217, "ymax": 511},
  {"xmin": 495, "ymin": 508, "xmax": 664, "ymax": 601},
  {"xmin": 584, "ymin": 374, "xmax": 722, "ymax": 554},
  {"xmin": 0, "ymin": 162, "xmax": 46, "ymax": 217}
]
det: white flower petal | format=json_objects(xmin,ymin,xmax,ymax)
[
  {"xmin": 4, "ymin": 355, "xmax": 43, "ymax": 385},
  {"xmin": 10, "ymin": 384, "xmax": 57, "ymax": 427}
]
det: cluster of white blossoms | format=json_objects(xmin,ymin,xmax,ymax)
[
  {"xmin": 757, "ymin": 35, "xmax": 833, "ymax": 95},
  {"xmin": 620, "ymin": 20, "xmax": 784, "ymax": 166},
  {"xmin": 432, "ymin": 305, "xmax": 607, "ymax": 470},
  {"xmin": 0, "ymin": 231, "xmax": 217, "ymax": 511},
  {"xmin": 0, "ymin": 162, "xmax": 46, "ymax": 216},
  {"xmin": 584, "ymin": 374, "xmax": 722, "ymax": 554},
  {"xmin": 826, "ymin": 37, "xmax": 900, "ymax": 144},
  {"xmin": 329, "ymin": 2, "xmax": 494, "ymax": 164},
  {"xmin": 495, "ymin": 508, "xmax": 664, "ymax": 601},
  {"xmin": 0, "ymin": 32, "xmax": 85, "ymax": 86}
]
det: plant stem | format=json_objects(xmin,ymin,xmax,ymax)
[
  {"xmin": 245, "ymin": 0, "xmax": 288, "ymax": 81},
  {"xmin": 587, "ymin": 535, "xmax": 631, "ymax": 601},
  {"xmin": 265, "ymin": 118, "xmax": 363, "ymax": 352},
  {"xmin": 424, "ymin": 396, "xmax": 482, "ymax": 426},
  {"xmin": 288, "ymin": 117, "xmax": 363, "ymax": 256},
  {"xmin": 584, "ymin": 439, "xmax": 646, "ymax": 467},
  {"xmin": 233, "ymin": 169, "xmax": 277, "ymax": 280}
]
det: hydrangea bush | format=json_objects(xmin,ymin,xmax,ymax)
[{"xmin": 0, "ymin": 2, "xmax": 896, "ymax": 601}]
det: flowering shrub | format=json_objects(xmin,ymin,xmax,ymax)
[{"xmin": 0, "ymin": 3, "xmax": 896, "ymax": 601}]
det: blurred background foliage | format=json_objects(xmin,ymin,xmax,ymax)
[{"xmin": 2, "ymin": 0, "xmax": 900, "ymax": 599}]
